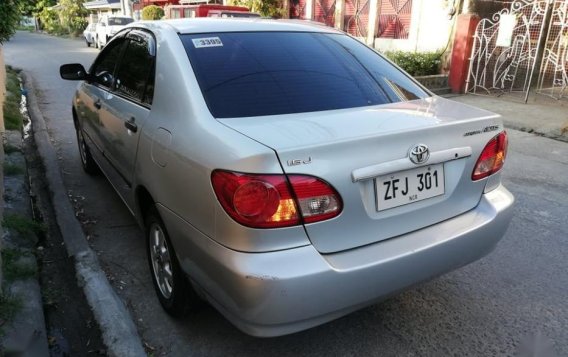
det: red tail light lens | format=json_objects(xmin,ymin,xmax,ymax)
[
  {"xmin": 211, "ymin": 170, "xmax": 342, "ymax": 228},
  {"xmin": 472, "ymin": 131, "xmax": 508, "ymax": 181}
]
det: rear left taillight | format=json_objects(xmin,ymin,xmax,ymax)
[
  {"xmin": 472, "ymin": 131, "xmax": 508, "ymax": 181},
  {"xmin": 211, "ymin": 170, "xmax": 342, "ymax": 229}
]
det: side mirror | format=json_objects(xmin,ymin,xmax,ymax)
[{"xmin": 60, "ymin": 63, "xmax": 88, "ymax": 81}]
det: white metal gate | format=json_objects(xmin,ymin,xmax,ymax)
[
  {"xmin": 466, "ymin": 0, "xmax": 551, "ymax": 102},
  {"xmin": 537, "ymin": 0, "xmax": 568, "ymax": 99}
]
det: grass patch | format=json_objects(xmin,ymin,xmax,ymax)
[
  {"xmin": 3, "ymin": 144, "xmax": 21, "ymax": 154},
  {"xmin": 2, "ymin": 214, "xmax": 46, "ymax": 237},
  {"xmin": 3, "ymin": 162, "xmax": 25, "ymax": 176},
  {"xmin": 3, "ymin": 67, "xmax": 24, "ymax": 131},
  {"xmin": 1, "ymin": 248, "xmax": 37, "ymax": 282},
  {"xmin": 0, "ymin": 293, "xmax": 22, "ymax": 334}
]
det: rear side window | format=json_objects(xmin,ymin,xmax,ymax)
[
  {"xmin": 109, "ymin": 18, "xmax": 133, "ymax": 26},
  {"xmin": 181, "ymin": 32, "xmax": 429, "ymax": 118}
]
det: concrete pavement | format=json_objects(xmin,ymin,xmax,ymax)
[{"xmin": 448, "ymin": 94, "xmax": 568, "ymax": 142}]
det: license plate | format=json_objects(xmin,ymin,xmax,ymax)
[{"xmin": 376, "ymin": 164, "xmax": 445, "ymax": 211}]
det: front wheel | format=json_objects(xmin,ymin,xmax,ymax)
[
  {"xmin": 146, "ymin": 207, "xmax": 199, "ymax": 317},
  {"xmin": 86, "ymin": 38, "xmax": 91, "ymax": 47},
  {"xmin": 76, "ymin": 127, "xmax": 99, "ymax": 175}
]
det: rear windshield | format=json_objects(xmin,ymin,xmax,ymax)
[
  {"xmin": 109, "ymin": 17, "xmax": 133, "ymax": 26},
  {"xmin": 181, "ymin": 32, "xmax": 429, "ymax": 118}
]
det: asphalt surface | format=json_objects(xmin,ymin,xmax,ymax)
[{"xmin": 4, "ymin": 31, "xmax": 568, "ymax": 356}]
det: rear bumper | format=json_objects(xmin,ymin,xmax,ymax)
[{"xmin": 163, "ymin": 185, "xmax": 514, "ymax": 337}]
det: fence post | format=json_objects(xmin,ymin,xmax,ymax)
[
  {"xmin": 367, "ymin": 0, "xmax": 380, "ymax": 46},
  {"xmin": 305, "ymin": 0, "xmax": 314, "ymax": 19},
  {"xmin": 335, "ymin": 0, "xmax": 345, "ymax": 30},
  {"xmin": 448, "ymin": 14, "xmax": 479, "ymax": 93}
]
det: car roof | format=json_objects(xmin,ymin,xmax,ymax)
[{"xmin": 133, "ymin": 18, "xmax": 343, "ymax": 35}]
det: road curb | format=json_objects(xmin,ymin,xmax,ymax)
[{"xmin": 21, "ymin": 72, "xmax": 146, "ymax": 357}]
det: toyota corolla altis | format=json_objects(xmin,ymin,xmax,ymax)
[{"xmin": 60, "ymin": 18, "xmax": 514, "ymax": 337}]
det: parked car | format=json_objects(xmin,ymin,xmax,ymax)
[
  {"xmin": 95, "ymin": 15, "xmax": 134, "ymax": 49},
  {"xmin": 83, "ymin": 22, "xmax": 97, "ymax": 47},
  {"xmin": 60, "ymin": 19, "xmax": 514, "ymax": 337}
]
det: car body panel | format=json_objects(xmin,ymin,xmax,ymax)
[
  {"xmin": 157, "ymin": 184, "xmax": 513, "ymax": 337},
  {"xmin": 221, "ymin": 98, "xmax": 503, "ymax": 253}
]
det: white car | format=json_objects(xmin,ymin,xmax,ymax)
[
  {"xmin": 95, "ymin": 15, "xmax": 134, "ymax": 48},
  {"xmin": 83, "ymin": 23, "xmax": 97, "ymax": 47}
]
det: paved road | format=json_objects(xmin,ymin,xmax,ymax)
[{"xmin": 4, "ymin": 31, "xmax": 568, "ymax": 356}]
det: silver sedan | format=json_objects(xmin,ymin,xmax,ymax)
[{"xmin": 60, "ymin": 18, "xmax": 514, "ymax": 337}]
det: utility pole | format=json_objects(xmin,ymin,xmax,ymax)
[{"xmin": 121, "ymin": 0, "xmax": 133, "ymax": 17}]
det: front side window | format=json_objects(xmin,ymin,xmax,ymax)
[
  {"xmin": 90, "ymin": 38, "xmax": 126, "ymax": 89},
  {"xmin": 114, "ymin": 34, "xmax": 155, "ymax": 104},
  {"xmin": 181, "ymin": 32, "xmax": 429, "ymax": 118}
]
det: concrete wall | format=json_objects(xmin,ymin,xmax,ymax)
[{"xmin": 374, "ymin": 0, "xmax": 455, "ymax": 53}]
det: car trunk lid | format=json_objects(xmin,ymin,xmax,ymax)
[{"xmin": 219, "ymin": 97, "xmax": 503, "ymax": 253}]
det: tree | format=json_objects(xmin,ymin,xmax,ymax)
[
  {"xmin": 227, "ymin": 0, "xmax": 285, "ymax": 18},
  {"xmin": 58, "ymin": 0, "xmax": 88, "ymax": 35},
  {"xmin": 142, "ymin": 5, "xmax": 164, "ymax": 20},
  {"xmin": 0, "ymin": 0, "xmax": 23, "ymax": 44}
]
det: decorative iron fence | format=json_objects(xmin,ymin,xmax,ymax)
[
  {"xmin": 537, "ymin": 0, "xmax": 568, "ymax": 99},
  {"xmin": 466, "ymin": 0, "xmax": 551, "ymax": 102}
]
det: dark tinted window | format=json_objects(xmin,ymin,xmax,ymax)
[
  {"xmin": 91, "ymin": 39, "xmax": 126, "ymax": 89},
  {"xmin": 109, "ymin": 17, "xmax": 134, "ymax": 26},
  {"xmin": 115, "ymin": 36, "xmax": 155, "ymax": 103},
  {"xmin": 182, "ymin": 32, "xmax": 429, "ymax": 118}
]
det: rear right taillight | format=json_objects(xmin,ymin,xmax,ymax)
[
  {"xmin": 472, "ymin": 131, "xmax": 508, "ymax": 181},
  {"xmin": 211, "ymin": 170, "xmax": 342, "ymax": 229}
]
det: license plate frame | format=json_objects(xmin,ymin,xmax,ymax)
[{"xmin": 375, "ymin": 164, "xmax": 445, "ymax": 212}]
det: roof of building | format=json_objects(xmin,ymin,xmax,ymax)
[{"xmin": 83, "ymin": 0, "xmax": 121, "ymax": 10}]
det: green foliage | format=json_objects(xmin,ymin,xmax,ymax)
[
  {"xmin": 58, "ymin": 0, "xmax": 88, "ymax": 35},
  {"xmin": 4, "ymin": 163, "xmax": 25, "ymax": 176},
  {"xmin": 0, "ymin": 293, "xmax": 22, "ymax": 334},
  {"xmin": 19, "ymin": 0, "xmax": 40, "ymax": 16},
  {"xmin": 3, "ymin": 67, "xmax": 24, "ymax": 131},
  {"xmin": 142, "ymin": 5, "xmax": 164, "ymax": 20},
  {"xmin": 35, "ymin": 0, "xmax": 62, "ymax": 34},
  {"xmin": 1, "ymin": 248, "xmax": 37, "ymax": 282},
  {"xmin": 383, "ymin": 51, "xmax": 442, "ymax": 77},
  {"xmin": 227, "ymin": 0, "xmax": 285, "ymax": 18},
  {"xmin": 0, "ymin": 0, "xmax": 23, "ymax": 44},
  {"xmin": 2, "ymin": 214, "xmax": 46, "ymax": 237}
]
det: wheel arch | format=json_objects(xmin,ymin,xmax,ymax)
[{"xmin": 135, "ymin": 185, "xmax": 155, "ymax": 227}]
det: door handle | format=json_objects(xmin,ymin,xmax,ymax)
[
  {"xmin": 125, "ymin": 117, "xmax": 138, "ymax": 133},
  {"xmin": 94, "ymin": 99, "xmax": 101, "ymax": 110}
]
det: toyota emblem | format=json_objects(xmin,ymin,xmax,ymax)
[{"xmin": 409, "ymin": 144, "xmax": 430, "ymax": 164}]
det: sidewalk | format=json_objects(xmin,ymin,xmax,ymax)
[{"xmin": 447, "ymin": 94, "xmax": 568, "ymax": 143}]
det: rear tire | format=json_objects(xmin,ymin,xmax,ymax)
[
  {"xmin": 95, "ymin": 36, "xmax": 99, "ymax": 49},
  {"xmin": 76, "ymin": 127, "xmax": 99, "ymax": 175},
  {"xmin": 86, "ymin": 39, "xmax": 91, "ymax": 47},
  {"xmin": 146, "ymin": 206, "xmax": 199, "ymax": 317}
]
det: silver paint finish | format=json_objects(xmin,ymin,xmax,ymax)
[
  {"xmin": 157, "ymin": 185, "xmax": 513, "ymax": 337},
  {"xmin": 69, "ymin": 19, "xmax": 514, "ymax": 336},
  {"xmin": 149, "ymin": 222, "xmax": 174, "ymax": 299}
]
